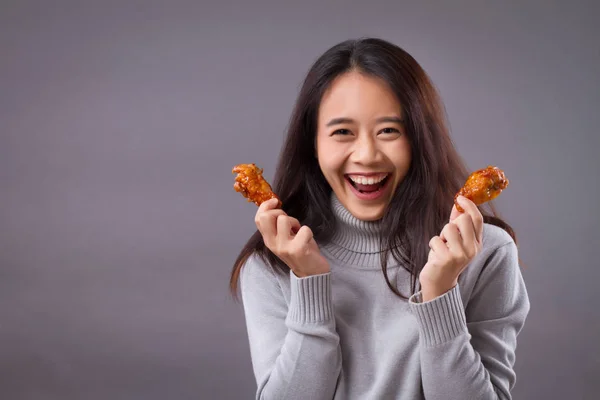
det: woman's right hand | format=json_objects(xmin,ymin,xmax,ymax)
[{"xmin": 255, "ymin": 198, "xmax": 330, "ymax": 277}]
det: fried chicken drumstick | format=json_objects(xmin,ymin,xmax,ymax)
[
  {"xmin": 455, "ymin": 165, "xmax": 509, "ymax": 212},
  {"xmin": 232, "ymin": 163, "xmax": 281, "ymax": 208}
]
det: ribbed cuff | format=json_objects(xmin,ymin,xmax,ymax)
[
  {"xmin": 409, "ymin": 285, "xmax": 468, "ymax": 347},
  {"xmin": 287, "ymin": 271, "xmax": 334, "ymax": 324}
]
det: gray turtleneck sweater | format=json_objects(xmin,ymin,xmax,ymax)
[{"xmin": 240, "ymin": 196, "xmax": 530, "ymax": 399}]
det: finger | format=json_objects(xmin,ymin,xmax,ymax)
[
  {"xmin": 429, "ymin": 236, "xmax": 449, "ymax": 257},
  {"xmin": 456, "ymin": 196, "xmax": 484, "ymax": 243},
  {"xmin": 439, "ymin": 229, "xmax": 450, "ymax": 243},
  {"xmin": 276, "ymin": 215, "xmax": 300, "ymax": 240},
  {"xmin": 440, "ymin": 220, "xmax": 460, "ymax": 242},
  {"xmin": 293, "ymin": 225, "xmax": 314, "ymax": 246},
  {"xmin": 256, "ymin": 209, "xmax": 286, "ymax": 238},
  {"xmin": 453, "ymin": 214, "xmax": 477, "ymax": 250},
  {"xmin": 449, "ymin": 204, "xmax": 462, "ymax": 222},
  {"xmin": 275, "ymin": 216, "xmax": 293, "ymax": 253},
  {"xmin": 426, "ymin": 248, "xmax": 436, "ymax": 263},
  {"xmin": 441, "ymin": 223, "xmax": 464, "ymax": 256},
  {"xmin": 255, "ymin": 197, "xmax": 284, "ymax": 227},
  {"xmin": 257, "ymin": 197, "xmax": 281, "ymax": 213},
  {"xmin": 288, "ymin": 217, "xmax": 301, "ymax": 234}
]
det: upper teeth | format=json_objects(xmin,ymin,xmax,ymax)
[{"xmin": 348, "ymin": 174, "xmax": 388, "ymax": 185}]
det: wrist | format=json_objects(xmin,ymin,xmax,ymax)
[
  {"xmin": 292, "ymin": 267, "xmax": 330, "ymax": 278},
  {"xmin": 420, "ymin": 280, "xmax": 457, "ymax": 302},
  {"xmin": 421, "ymin": 288, "xmax": 443, "ymax": 302}
]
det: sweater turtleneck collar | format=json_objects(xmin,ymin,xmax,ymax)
[{"xmin": 322, "ymin": 193, "xmax": 397, "ymax": 269}]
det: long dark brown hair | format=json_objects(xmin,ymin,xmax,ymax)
[{"xmin": 229, "ymin": 37, "xmax": 515, "ymax": 300}]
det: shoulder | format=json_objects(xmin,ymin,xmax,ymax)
[
  {"xmin": 240, "ymin": 252, "xmax": 276, "ymax": 285},
  {"xmin": 239, "ymin": 253, "xmax": 291, "ymax": 321},
  {"xmin": 478, "ymin": 222, "xmax": 519, "ymax": 271},
  {"xmin": 478, "ymin": 222, "xmax": 519, "ymax": 272},
  {"xmin": 239, "ymin": 252, "xmax": 287, "ymax": 299},
  {"xmin": 459, "ymin": 223, "xmax": 522, "ymax": 295},
  {"xmin": 481, "ymin": 222, "xmax": 514, "ymax": 251},
  {"xmin": 461, "ymin": 223, "xmax": 530, "ymax": 322}
]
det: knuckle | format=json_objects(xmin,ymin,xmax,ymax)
[
  {"xmin": 258, "ymin": 212, "xmax": 270, "ymax": 222},
  {"xmin": 429, "ymin": 236, "xmax": 438, "ymax": 247},
  {"xmin": 443, "ymin": 224, "xmax": 455, "ymax": 236},
  {"xmin": 304, "ymin": 227, "xmax": 314, "ymax": 238},
  {"xmin": 465, "ymin": 249, "xmax": 474, "ymax": 259},
  {"xmin": 470, "ymin": 244, "xmax": 479, "ymax": 256},
  {"xmin": 460, "ymin": 249, "xmax": 471, "ymax": 262},
  {"xmin": 297, "ymin": 226, "xmax": 309, "ymax": 237}
]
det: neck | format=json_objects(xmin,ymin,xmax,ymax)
[{"xmin": 322, "ymin": 194, "xmax": 395, "ymax": 268}]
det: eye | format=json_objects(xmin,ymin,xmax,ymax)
[
  {"xmin": 331, "ymin": 129, "xmax": 351, "ymax": 136},
  {"xmin": 380, "ymin": 127, "xmax": 401, "ymax": 135}
]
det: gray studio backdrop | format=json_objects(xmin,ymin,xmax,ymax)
[{"xmin": 1, "ymin": 1, "xmax": 598, "ymax": 399}]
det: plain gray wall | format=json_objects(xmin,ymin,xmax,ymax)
[{"xmin": 1, "ymin": 0, "xmax": 598, "ymax": 399}]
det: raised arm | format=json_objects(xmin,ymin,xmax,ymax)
[
  {"xmin": 240, "ymin": 255, "xmax": 342, "ymax": 399},
  {"xmin": 409, "ymin": 239, "xmax": 530, "ymax": 399}
]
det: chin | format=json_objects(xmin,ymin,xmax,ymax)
[{"xmin": 346, "ymin": 202, "xmax": 387, "ymax": 222}]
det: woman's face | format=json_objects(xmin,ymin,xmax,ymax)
[{"xmin": 316, "ymin": 71, "xmax": 412, "ymax": 221}]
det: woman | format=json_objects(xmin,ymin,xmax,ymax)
[{"xmin": 229, "ymin": 37, "xmax": 530, "ymax": 400}]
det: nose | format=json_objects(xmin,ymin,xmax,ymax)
[{"xmin": 350, "ymin": 134, "xmax": 382, "ymax": 164}]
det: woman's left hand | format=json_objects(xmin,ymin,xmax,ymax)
[{"xmin": 419, "ymin": 196, "xmax": 484, "ymax": 302}]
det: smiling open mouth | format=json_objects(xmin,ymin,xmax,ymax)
[{"xmin": 345, "ymin": 174, "xmax": 391, "ymax": 194}]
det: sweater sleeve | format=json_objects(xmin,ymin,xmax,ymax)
[
  {"xmin": 239, "ymin": 255, "xmax": 342, "ymax": 400},
  {"xmin": 408, "ymin": 240, "xmax": 530, "ymax": 400}
]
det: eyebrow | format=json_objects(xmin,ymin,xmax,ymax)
[{"xmin": 325, "ymin": 116, "xmax": 404, "ymax": 127}]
